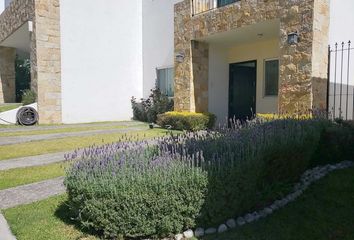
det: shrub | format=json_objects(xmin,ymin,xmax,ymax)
[
  {"xmin": 15, "ymin": 56, "xmax": 31, "ymax": 103},
  {"xmin": 65, "ymin": 142, "xmax": 207, "ymax": 239},
  {"xmin": 159, "ymin": 119, "xmax": 326, "ymax": 226},
  {"xmin": 312, "ymin": 120, "xmax": 354, "ymax": 166},
  {"xmin": 257, "ymin": 113, "xmax": 312, "ymax": 120},
  {"xmin": 21, "ymin": 89, "xmax": 37, "ymax": 105},
  {"xmin": 156, "ymin": 111, "xmax": 216, "ymax": 131},
  {"xmin": 66, "ymin": 118, "xmax": 350, "ymax": 238},
  {"xmin": 131, "ymin": 88, "xmax": 174, "ymax": 123}
]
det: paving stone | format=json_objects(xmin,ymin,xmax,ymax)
[{"xmin": 0, "ymin": 177, "xmax": 65, "ymax": 209}]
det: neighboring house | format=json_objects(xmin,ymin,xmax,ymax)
[{"xmin": 0, "ymin": 0, "xmax": 353, "ymax": 124}]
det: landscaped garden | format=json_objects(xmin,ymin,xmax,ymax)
[{"xmin": 1, "ymin": 115, "xmax": 353, "ymax": 240}]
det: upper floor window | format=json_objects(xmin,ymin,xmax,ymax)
[
  {"xmin": 192, "ymin": 0, "xmax": 239, "ymax": 15},
  {"xmin": 264, "ymin": 59, "xmax": 279, "ymax": 96},
  {"xmin": 157, "ymin": 67, "xmax": 174, "ymax": 98},
  {"xmin": 217, "ymin": 0, "xmax": 237, "ymax": 7}
]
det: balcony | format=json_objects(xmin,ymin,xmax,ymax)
[{"xmin": 192, "ymin": 0, "xmax": 240, "ymax": 15}]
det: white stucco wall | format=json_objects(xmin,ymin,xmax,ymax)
[
  {"xmin": 142, "ymin": 0, "xmax": 182, "ymax": 97},
  {"xmin": 209, "ymin": 38, "xmax": 279, "ymax": 122},
  {"xmin": 0, "ymin": 0, "xmax": 5, "ymax": 13},
  {"xmin": 60, "ymin": 0, "xmax": 143, "ymax": 123}
]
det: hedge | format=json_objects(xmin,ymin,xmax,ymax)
[{"xmin": 156, "ymin": 111, "xmax": 216, "ymax": 131}]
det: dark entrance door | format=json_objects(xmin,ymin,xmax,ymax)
[{"xmin": 229, "ymin": 60, "xmax": 257, "ymax": 121}]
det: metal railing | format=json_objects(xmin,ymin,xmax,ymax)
[
  {"xmin": 192, "ymin": 0, "xmax": 240, "ymax": 16},
  {"xmin": 327, "ymin": 41, "xmax": 354, "ymax": 120}
]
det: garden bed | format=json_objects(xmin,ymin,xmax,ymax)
[{"xmin": 63, "ymin": 119, "xmax": 354, "ymax": 239}]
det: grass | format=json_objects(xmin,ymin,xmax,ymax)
[
  {"xmin": 0, "ymin": 103, "xmax": 22, "ymax": 113},
  {"xmin": 3, "ymin": 167, "xmax": 354, "ymax": 240},
  {"xmin": 0, "ymin": 128, "xmax": 174, "ymax": 161},
  {"xmin": 0, "ymin": 124, "xmax": 142, "ymax": 137},
  {"xmin": 0, "ymin": 163, "xmax": 66, "ymax": 190},
  {"xmin": 3, "ymin": 194, "xmax": 98, "ymax": 240},
  {"xmin": 201, "ymin": 167, "xmax": 354, "ymax": 240}
]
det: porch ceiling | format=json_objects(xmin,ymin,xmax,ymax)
[
  {"xmin": 0, "ymin": 21, "xmax": 31, "ymax": 56},
  {"xmin": 197, "ymin": 19, "xmax": 280, "ymax": 46}
]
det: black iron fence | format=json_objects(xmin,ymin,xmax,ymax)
[
  {"xmin": 192, "ymin": 0, "xmax": 239, "ymax": 16},
  {"xmin": 327, "ymin": 41, "xmax": 354, "ymax": 120}
]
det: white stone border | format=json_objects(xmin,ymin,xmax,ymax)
[{"xmin": 176, "ymin": 161, "xmax": 354, "ymax": 239}]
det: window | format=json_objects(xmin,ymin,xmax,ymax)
[
  {"xmin": 157, "ymin": 67, "xmax": 174, "ymax": 97},
  {"xmin": 264, "ymin": 59, "xmax": 279, "ymax": 96},
  {"xmin": 217, "ymin": 0, "xmax": 238, "ymax": 7}
]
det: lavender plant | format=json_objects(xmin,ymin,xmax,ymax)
[
  {"xmin": 65, "ymin": 118, "xmax": 333, "ymax": 238},
  {"xmin": 65, "ymin": 140, "xmax": 208, "ymax": 239}
]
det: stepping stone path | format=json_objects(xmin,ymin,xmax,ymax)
[
  {"xmin": 0, "ymin": 177, "xmax": 65, "ymax": 209},
  {"xmin": 0, "ymin": 126, "xmax": 147, "ymax": 146},
  {"xmin": 0, "ymin": 152, "xmax": 67, "ymax": 171},
  {"xmin": 0, "ymin": 121, "xmax": 149, "ymax": 239}
]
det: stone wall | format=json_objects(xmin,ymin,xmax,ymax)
[
  {"xmin": 311, "ymin": 0, "xmax": 330, "ymax": 110},
  {"xmin": 174, "ymin": 0, "xmax": 330, "ymax": 114},
  {"xmin": 0, "ymin": 0, "xmax": 62, "ymax": 123},
  {"xmin": 191, "ymin": 40, "xmax": 209, "ymax": 112},
  {"xmin": 32, "ymin": 0, "xmax": 62, "ymax": 124},
  {"xmin": 0, "ymin": 47, "xmax": 16, "ymax": 103},
  {"xmin": 0, "ymin": 0, "xmax": 34, "ymax": 43}
]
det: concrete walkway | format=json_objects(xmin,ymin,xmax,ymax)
[
  {"xmin": 0, "ymin": 177, "xmax": 65, "ymax": 210},
  {"xmin": 0, "ymin": 214, "xmax": 16, "ymax": 240},
  {"xmin": 0, "ymin": 121, "xmax": 144, "ymax": 133},
  {"xmin": 0, "ymin": 152, "xmax": 67, "ymax": 171},
  {"xmin": 0, "ymin": 126, "xmax": 146, "ymax": 146}
]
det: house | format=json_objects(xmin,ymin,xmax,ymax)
[{"xmin": 0, "ymin": 0, "xmax": 353, "ymax": 124}]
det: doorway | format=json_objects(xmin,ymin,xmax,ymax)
[{"xmin": 229, "ymin": 60, "xmax": 257, "ymax": 120}]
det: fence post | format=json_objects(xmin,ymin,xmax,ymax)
[
  {"xmin": 346, "ymin": 41, "xmax": 351, "ymax": 120},
  {"xmin": 327, "ymin": 45, "xmax": 331, "ymax": 117}
]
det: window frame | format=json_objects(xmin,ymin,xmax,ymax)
[
  {"xmin": 156, "ymin": 66, "xmax": 174, "ymax": 98},
  {"xmin": 263, "ymin": 58, "xmax": 280, "ymax": 97}
]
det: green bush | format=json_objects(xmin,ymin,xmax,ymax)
[
  {"xmin": 21, "ymin": 89, "xmax": 37, "ymax": 105},
  {"xmin": 65, "ymin": 119, "xmax": 352, "ymax": 238},
  {"xmin": 131, "ymin": 88, "xmax": 173, "ymax": 123},
  {"xmin": 15, "ymin": 56, "xmax": 31, "ymax": 103},
  {"xmin": 65, "ymin": 147, "xmax": 207, "ymax": 239},
  {"xmin": 156, "ymin": 112, "xmax": 216, "ymax": 131},
  {"xmin": 312, "ymin": 120, "xmax": 354, "ymax": 166}
]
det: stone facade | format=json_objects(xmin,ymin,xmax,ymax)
[
  {"xmin": 0, "ymin": 47, "xmax": 16, "ymax": 103},
  {"xmin": 174, "ymin": 0, "xmax": 330, "ymax": 114},
  {"xmin": 0, "ymin": 0, "xmax": 62, "ymax": 124},
  {"xmin": 32, "ymin": 0, "xmax": 62, "ymax": 124},
  {"xmin": 0, "ymin": 0, "xmax": 35, "ymax": 43}
]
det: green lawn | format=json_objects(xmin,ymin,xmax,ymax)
[
  {"xmin": 0, "ymin": 163, "xmax": 66, "ymax": 190},
  {"xmin": 3, "ymin": 195, "xmax": 97, "ymax": 240},
  {"xmin": 0, "ymin": 129, "xmax": 173, "ymax": 161},
  {"xmin": 0, "ymin": 124, "xmax": 141, "ymax": 137},
  {"xmin": 0, "ymin": 103, "xmax": 22, "ymax": 113},
  {"xmin": 202, "ymin": 167, "xmax": 354, "ymax": 240},
  {"xmin": 3, "ymin": 167, "xmax": 354, "ymax": 240}
]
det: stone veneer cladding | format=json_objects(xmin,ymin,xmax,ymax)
[
  {"xmin": 32, "ymin": 0, "xmax": 62, "ymax": 124},
  {"xmin": 0, "ymin": 0, "xmax": 62, "ymax": 123},
  {"xmin": 0, "ymin": 47, "xmax": 16, "ymax": 103},
  {"xmin": 174, "ymin": 0, "xmax": 330, "ymax": 114}
]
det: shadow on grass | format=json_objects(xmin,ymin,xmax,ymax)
[{"xmin": 54, "ymin": 200, "xmax": 101, "ymax": 239}]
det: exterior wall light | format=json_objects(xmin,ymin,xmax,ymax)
[
  {"xmin": 176, "ymin": 52, "xmax": 185, "ymax": 63},
  {"xmin": 288, "ymin": 32, "xmax": 299, "ymax": 45}
]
